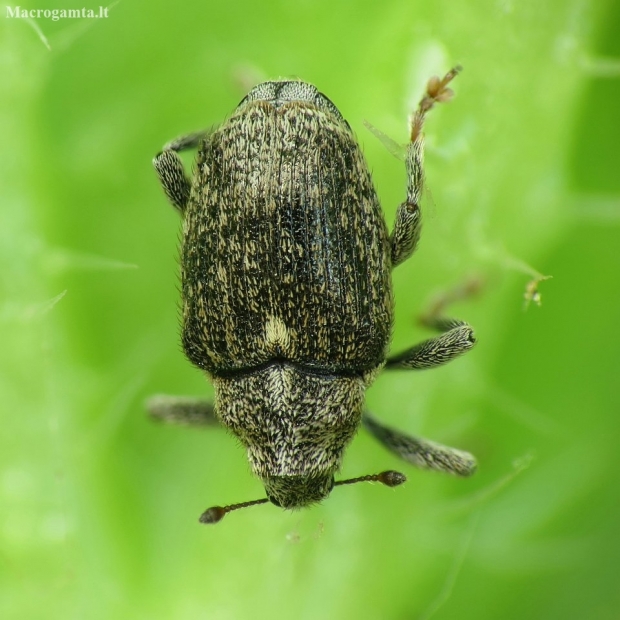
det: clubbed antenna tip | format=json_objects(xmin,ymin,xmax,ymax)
[
  {"xmin": 199, "ymin": 506, "xmax": 227, "ymax": 524},
  {"xmin": 199, "ymin": 497, "xmax": 269, "ymax": 524},
  {"xmin": 334, "ymin": 469, "xmax": 407, "ymax": 488},
  {"xmin": 378, "ymin": 470, "xmax": 407, "ymax": 487}
]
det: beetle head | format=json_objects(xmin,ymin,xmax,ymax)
[{"xmin": 213, "ymin": 364, "xmax": 366, "ymax": 506}]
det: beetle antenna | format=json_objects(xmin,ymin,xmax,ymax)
[
  {"xmin": 199, "ymin": 497, "xmax": 269, "ymax": 524},
  {"xmin": 199, "ymin": 470, "xmax": 407, "ymax": 524},
  {"xmin": 334, "ymin": 469, "xmax": 407, "ymax": 488}
]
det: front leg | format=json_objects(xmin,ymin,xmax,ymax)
[
  {"xmin": 153, "ymin": 130, "xmax": 210, "ymax": 213},
  {"xmin": 363, "ymin": 413, "xmax": 476, "ymax": 477},
  {"xmin": 390, "ymin": 66, "xmax": 461, "ymax": 267},
  {"xmin": 146, "ymin": 394, "xmax": 218, "ymax": 427}
]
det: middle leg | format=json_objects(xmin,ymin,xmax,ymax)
[
  {"xmin": 385, "ymin": 320, "xmax": 475, "ymax": 370},
  {"xmin": 387, "ymin": 276, "xmax": 480, "ymax": 370}
]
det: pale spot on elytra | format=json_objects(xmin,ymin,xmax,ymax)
[{"xmin": 264, "ymin": 316, "xmax": 291, "ymax": 355}]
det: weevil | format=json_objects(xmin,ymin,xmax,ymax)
[{"xmin": 149, "ymin": 68, "xmax": 477, "ymax": 523}]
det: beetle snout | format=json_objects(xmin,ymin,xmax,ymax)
[{"xmin": 264, "ymin": 474, "xmax": 335, "ymax": 509}]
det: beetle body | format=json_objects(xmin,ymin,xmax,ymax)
[
  {"xmin": 151, "ymin": 70, "xmax": 478, "ymax": 519},
  {"xmin": 182, "ymin": 82, "xmax": 392, "ymax": 507}
]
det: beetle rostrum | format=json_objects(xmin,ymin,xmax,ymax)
[{"xmin": 150, "ymin": 67, "xmax": 477, "ymax": 522}]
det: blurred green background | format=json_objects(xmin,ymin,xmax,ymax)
[{"xmin": 1, "ymin": 0, "xmax": 619, "ymax": 618}]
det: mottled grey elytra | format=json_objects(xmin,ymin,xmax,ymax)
[{"xmin": 149, "ymin": 68, "xmax": 477, "ymax": 523}]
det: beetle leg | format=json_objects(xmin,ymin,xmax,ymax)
[
  {"xmin": 153, "ymin": 150, "xmax": 191, "ymax": 212},
  {"xmin": 390, "ymin": 209, "xmax": 420, "ymax": 267},
  {"xmin": 387, "ymin": 273, "xmax": 480, "ymax": 369},
  {"xmin": 385, "ymin": 320, "xmax": 475, "ymax": 370},
  {"xmin": 153, "ymin": 130, "xmax": 210, "ymax": 213},
  {"xmin": 390, "ymin": 142, "xmax": 423, "ymax": 267},
  {"xmin": 390, "ymin": 66, "xmax": 461, "ymax": 268},
  {"xmin": 146, "ymin": 394, "xmax": 218, "ymax": 426},
  {"xmin": 363, "ymin": 412, "xmax": 476, "ymax": 477},
  {"xmin": 162, "ymin": 130, "xmax": 211, "ymax": 153}
]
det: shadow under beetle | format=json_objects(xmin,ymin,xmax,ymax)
[{"xmin": 149, "ymin": 67, "xmax": 477, "ymax": 523}]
